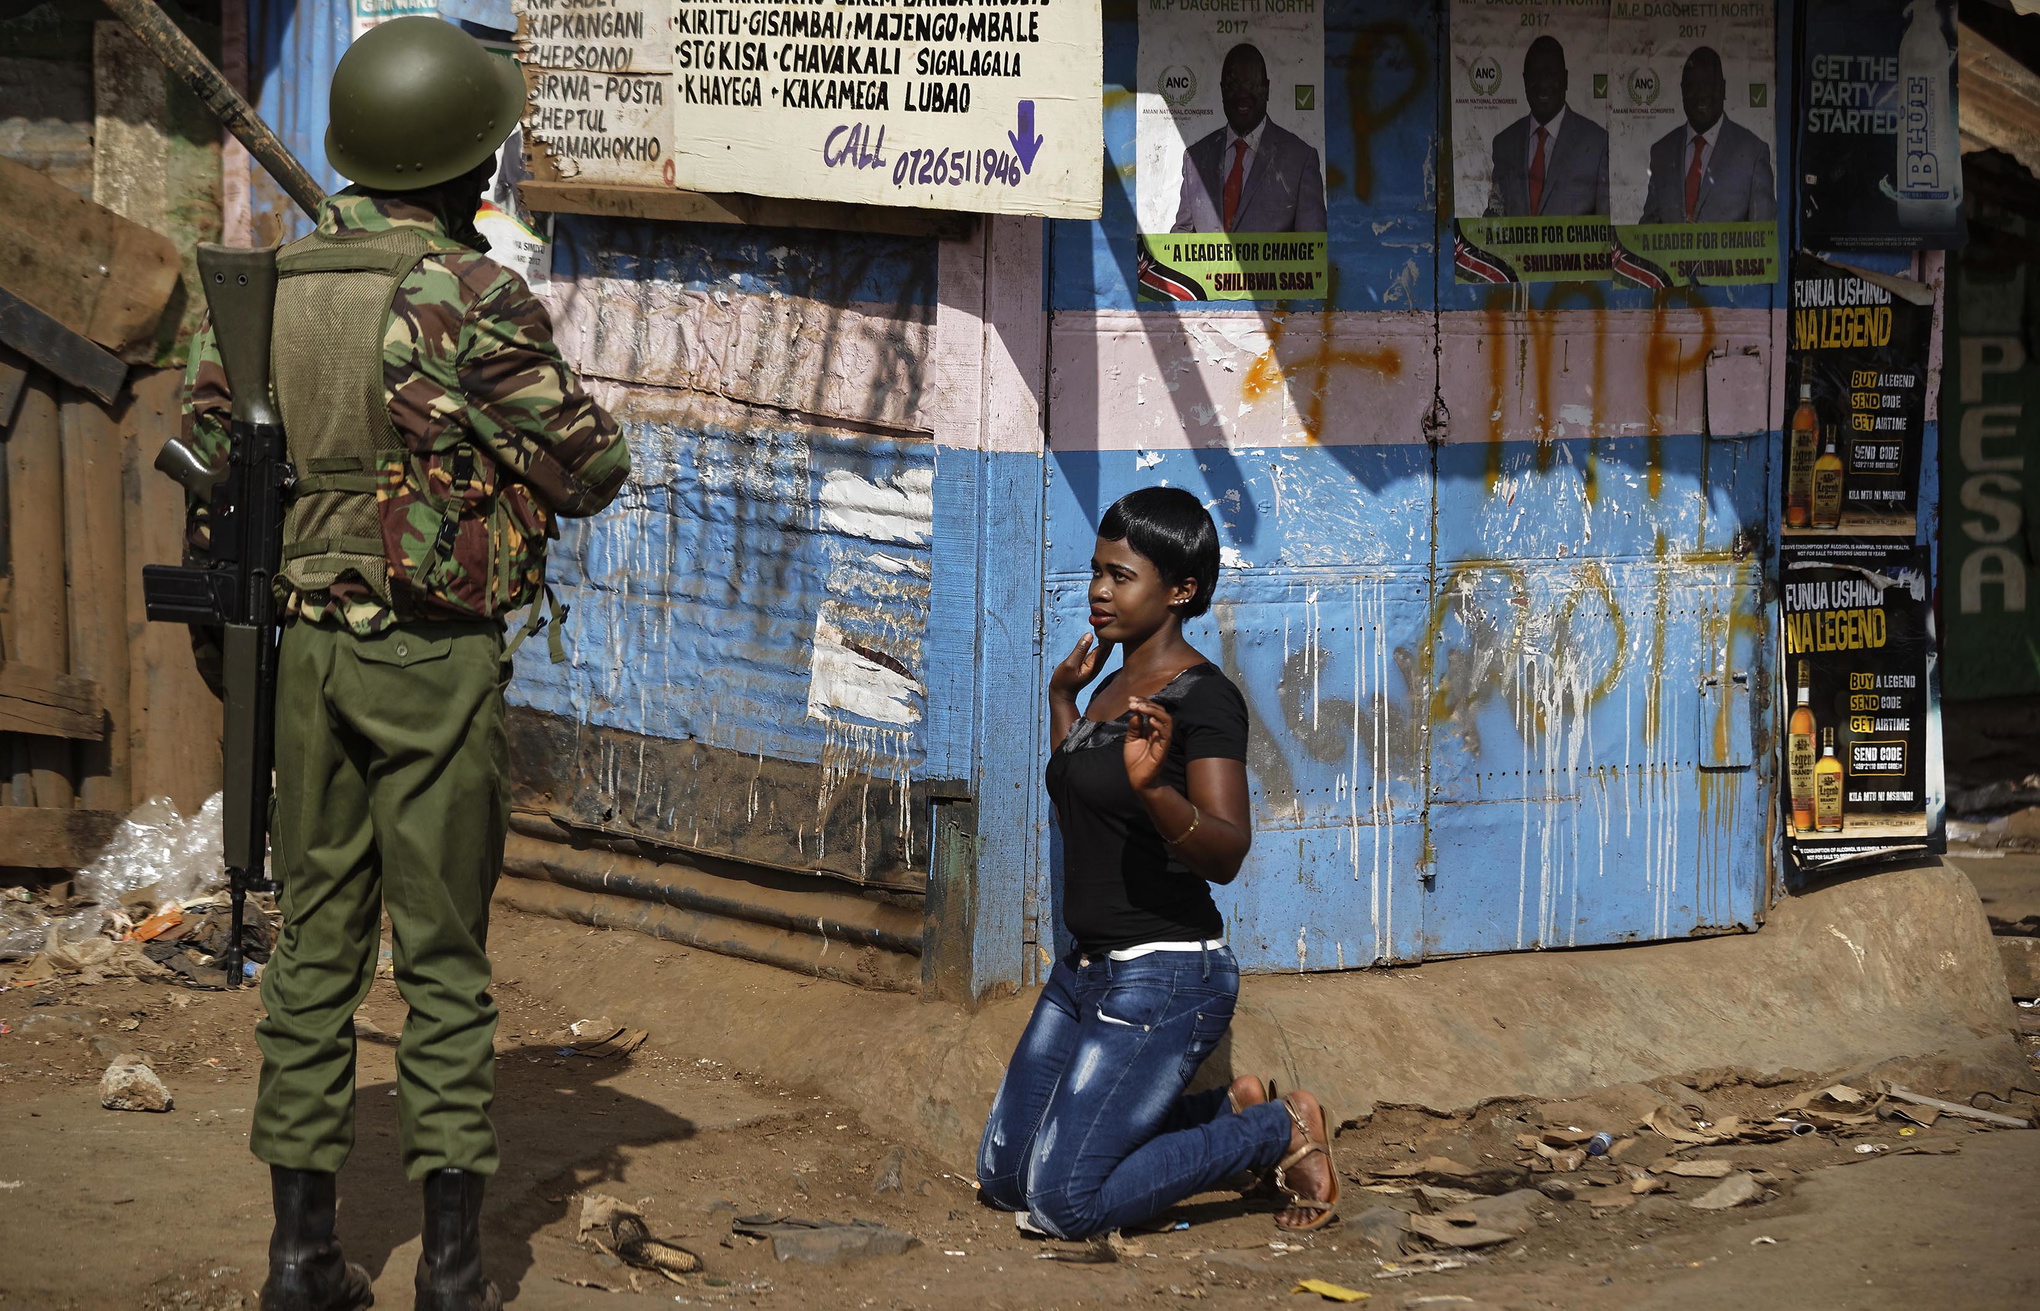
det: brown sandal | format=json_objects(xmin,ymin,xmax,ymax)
[
  {"xmin": 1226, "ymin": 1075, "xmax": 1280, "ymax": 1114},
  {"xmin": 1273, "ymin": 1093, "xmax": 1340, "ymax": 1232}
]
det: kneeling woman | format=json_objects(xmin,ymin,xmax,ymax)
[{"xmin": 977, "ymin": 487, "xmax": 1338, "ymax": 1238}]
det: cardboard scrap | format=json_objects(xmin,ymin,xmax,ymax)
[
  {"xmin": 1406, "ymin": 1215, "xmax": 1516, "ymax": 1249},
  {"xmin": 1688, "ymin": 1173, "xmax": 1764, "ymax": 1211},
  {"xmin": 1368, "ymin": 1156, "xmax": 1474, "ymax": 1180},
  {"xmin": 1665, "ymin": 1160, "xmax": 1735, "ymax": 1178}
]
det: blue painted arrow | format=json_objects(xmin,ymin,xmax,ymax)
[{"xmin": 1008, "ymin": 100, "xmax": 1044, "ymax": 175}]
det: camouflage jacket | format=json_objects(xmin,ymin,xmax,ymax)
[{"xmin": 182, "ymin": 189, "xmax": 629, "ymax": 635}]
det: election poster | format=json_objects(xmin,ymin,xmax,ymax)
[
  {"xmin": 514, "ymin": 0, "xmax": 1103, "ymax": 219},
  {"xmin": 1782, "ymin": 254, "xmax": 1932, "ymax": 537},
  {"xmin": 1799, "ymin": 0, "xmax": 1965, "ymax": 250},
  {"xmin": 1133, "ymin": 0, "xmax": 1327, "ymax": 302},
  {"xmin": 1607, "ymin": 1, "xmax": 1778, "ymax": 289},
  {"xmin": 1450, "ymin": 0, "xmax": 1612, "ymax": 284},
  {"xmin": 1780, "ymin": 540, "xmax": 1942, "ymax": 870}
]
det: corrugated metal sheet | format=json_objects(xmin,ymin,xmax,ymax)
[
  {"xmin": 247, "ymin": 0, "xmax": 359, "ymax": 239},
  {"xmin": 511, "ymin": 216, "xmax": 940, "ymax": 884}
]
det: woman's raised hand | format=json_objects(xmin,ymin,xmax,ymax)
[
  {"xmin": 1123, "ymin": 696, "xmax": 1175, "ymax": 793},
  {"xmin": 1050, "ymin": 632, "xmax": 1111, "ymax": 705}
]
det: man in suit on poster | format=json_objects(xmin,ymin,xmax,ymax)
[
  {"xmin": 1172, "ymin": 42, "xmax": 1326, "ymax": 234},
  {"xmin": 1639, "ymin": 45, "xmax": 1776, "ymax": 224},
  {"xmin": 1485, "ymin": 35, "xmax": 1610, "ymax": 217}
]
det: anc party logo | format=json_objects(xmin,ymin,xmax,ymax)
[
  {"xmin": 1157, "ymin": 64, "xmax": 1197, "ymax": 109},
  {"xmin": 1628, "ymin": 67, "xmax": 1660, "ymax": 106},
  {"xmin": 1468, "ymin": 55, "xmax": 1501, "ymax": 97}
]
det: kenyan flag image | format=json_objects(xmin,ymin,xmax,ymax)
[{"xmin": 1137, "ymin": 242, "xmax": 1208, "ymax": 302}]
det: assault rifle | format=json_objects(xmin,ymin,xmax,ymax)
[{"xmin": 141, "ymin": 244, "xmax": 291, "ymax": 989}]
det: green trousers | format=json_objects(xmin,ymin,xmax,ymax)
[{"xmin": 252, "ymin": 618, "xmax": 509, "ymax": 1180}]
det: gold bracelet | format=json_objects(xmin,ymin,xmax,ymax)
[{"xmin": 1163, "ymin": 804, "xmax": 1200, "ymax": 846}]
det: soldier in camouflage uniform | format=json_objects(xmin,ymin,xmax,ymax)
[{"xmin": 180, "ymin": 19, "xmax": 629, "ymax": 1311}]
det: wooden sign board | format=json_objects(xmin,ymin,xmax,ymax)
[{"xmin": 514, "ymin": 0, "xmax": 1102, "ymax": 219}]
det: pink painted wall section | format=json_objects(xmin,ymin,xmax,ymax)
[
  {"xmin": 927, "ymin": 216, "xmax": 1047, "ymax": 452},
  {"xmin": 1049, "ymin": 308, "xmax": 1788, "ymax": 450}
]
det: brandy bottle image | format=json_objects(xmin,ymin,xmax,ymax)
[
  {"xmin": 1788, "ymin": 660, "xmax": 1817, "ymax": 831},
  {"xmin": 1814, "ymin": 726, "xmax": 1844, "ymax": 833},
  {"xmin": 1811, "ymin": 425, "xmax": 1845, "ymax": 529},
  {"xmin": 1787, "ymin": 370, "xmax": 1818, "ymax": 527}
]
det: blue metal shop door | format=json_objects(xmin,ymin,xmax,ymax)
[{"xmin": 1039, "ymin": 1, "xmax": 1767, "ymax": 974}]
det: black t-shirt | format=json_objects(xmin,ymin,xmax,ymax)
[{"xmin": 1045, "ymin": 662, "xmax": 1250, "ymax": 953}]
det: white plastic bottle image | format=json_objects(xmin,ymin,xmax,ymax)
[{"xmin": 1880, "ymin": 0, "xmax": 1962, "ymax": 228}]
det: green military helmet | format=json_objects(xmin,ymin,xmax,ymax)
[{"xmin": 326, "ymin": 16, "xmax": 525, "ymax": 191}]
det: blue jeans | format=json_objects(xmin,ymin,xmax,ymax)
[{"xmin": 976, "ymin": 946, "xmax": 1292, "ymax": 1239}]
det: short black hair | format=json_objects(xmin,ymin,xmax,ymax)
[{"xmin": 1098, "ymin": 486, "xmax": 1222, "ymax": 619}]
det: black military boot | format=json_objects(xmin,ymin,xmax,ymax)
[
  {"xmin": 260, "ymin": 1166, "xmax": 374, "ymax": 1311},
  {"xmin": 415, "ymin": 1168, "xmax": 500, "ymax": 1311}
]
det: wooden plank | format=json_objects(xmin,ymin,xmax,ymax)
[
  {"xmin": 0, "ymin": 287, "xmax": 128, "ymax": 404},
  {"xmin": 61, "ymin": 386, "xmax": 131, "ymax": 812},
  {"xmin": 0, "ymin": 155, "xmax": 180, "ymax": 356},
  {"xmin": 0, "ymin": 807, "xmax": 123, "ymax": 869},
  {"xmin": 4, "ymin": 371, "xmax": 74, "ymax": 810},
  {"xmin": 0, "ymin": 662, "xmax": 104, "ymax": 740},
  {"xmin": 0, "ymin": 344, "xmax": 26, "ymax": 431},
  {"xmin": 519, "ymin": 180, "xmax": 977, "ymax": 241},
  {"xmin": 122, "ymin": 368, "xmax": 221, "ymax": 813}
]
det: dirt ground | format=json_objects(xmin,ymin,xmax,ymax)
[{"xmin": 2, "ymin": 906, "xmax": 2037, "ymax": 1311}]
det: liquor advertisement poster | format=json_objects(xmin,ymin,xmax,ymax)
[
  {"xmin": 1607, "ymin": 0, "xmax": 1777, "ymax": 288},
  {"xmin": 1798, "ymin": 0, "xmax": 1964, "ymax": 250},
  {"xmin": 1450, "ymin": 0, "xmax": 1612, "ymax": 284},
  {"xmin": 1780, "ymin": 540, "xmax": 1941, "ymax": 870},
  {"xmin": 1134, "ymin": 0, "xmax": 1327, "ymax": 302},
  {"xmin": 513, "ymin": 0, "xmax": 1105, "ymax": 219},
  {"xmin": 1782, "ymin": 254, "xmax": 1932, "ymax": 537}
]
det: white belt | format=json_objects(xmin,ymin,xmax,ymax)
[{"xmin": 1106, "ymin": 938, "xmax": 1226, "ymax": 962}]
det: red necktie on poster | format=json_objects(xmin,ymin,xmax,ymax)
[
  {"xmin": 1528, "ymin": 125, "xmax": 1548, "ymax": 214},
  {"xmin": 1685, "ymin": 134, "xmax": 1705, "ymax": 221},
  {"xmin": 1222, "ymin": 139, "xmax": 1248, "ymax": 231}
]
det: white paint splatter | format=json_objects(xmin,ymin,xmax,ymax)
[
  {"xmin": 819, "ymin": 467, "xmax": 934, "ymax": 545},
  {"xmin": 807, "ymin": 615, "xmax": 920, "ymax": 726}
]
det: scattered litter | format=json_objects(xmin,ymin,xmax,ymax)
[
  {"xmin": 1687, "ymin": 1173, "xmax": 1764, "ymax": 1210},
  {"xmin": 732, "ymin": 1214, "xmax": 919, "ymax": 1265},
  {"xmin": 577, "ymin": 1194, "xmax": 701, "ymax": 1281},
  {"xmin": 1371, "ymin": 1254, "xmax": 1467, "ymax": 1279},
  {"xmin": 125, "ymin": 908, "xmax": 185, "ymax": 943},
  {"xmin": 1585, "ymin": 1132, "xmax": 1615, "ymax": 1156},
  {"xmin": 1751, "ymin": 1236, "xmax": 1778, "ymax": 1246},
  {"xmin": 1290, "ymin": 1278, "xmax": 1370, "ymax": 1301},
  {"xmin": 942, "ymin": 1250, "xmax": 967, "ymax": 1257},
  {"xmin": 554, "ymin": 1019, "xmax": 649, "ymax": 1059},
  {"xmin": 1407, "ymin": 1215, "xmax": 1515, "ymax": 1249},
  {"xmin": 1535, "ymin": 1179, "xmax": 1574, "ymax": 1202},
  {"xmin": 1665, "ymin": 1160, "xmax": 1735, "ymax": 1178},
  {"xmin": 100, "ymin": 1056, "xmax": 173, "ymax": 1112},
  {"xmin": 1883, "ymin": 1083, "xmax": 2032, "ymax": 1129},
  {"xmin": 1853, "ymin": 1144, "xmax": 1886, "ymax": 1155},
  {"xmin": 1368, "ymin": 1156, "xmax": 1474, "ymax": 1180},
  {"xmin": 555, "ymin": 1275, "xmax": 624, "ymax": 1294},
  {"xmin": 1629, "ymin": 1176, "xmax": 1668, "ymax": 1195},
  {"xmin": 0, "ymin": 1180, "xmax": 21, "ymax": 1189}
]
